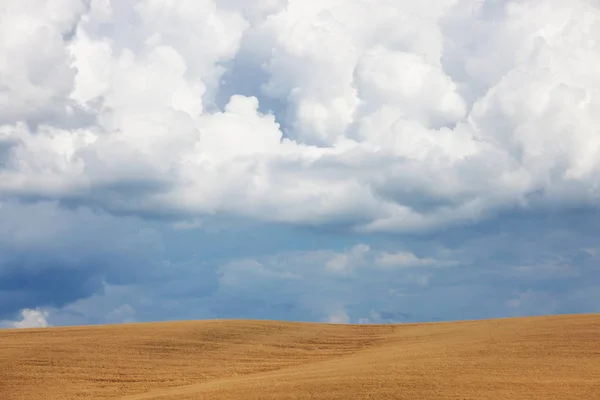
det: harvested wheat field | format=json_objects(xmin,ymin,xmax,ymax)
[{"xmin": 1, "ymin": 314, "xmax": 600, "ymax": 400}]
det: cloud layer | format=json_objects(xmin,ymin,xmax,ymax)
[
  {"xmin": 1, "ymin": 0, "xmax": 600, "ymax": 233},
  {"xmin": 2, "ymin": 0, "xmax": 600, "ymax": 327},
  {"xmin": 2, "ymin": 205, "xmax": 600, "ymax": 326}
]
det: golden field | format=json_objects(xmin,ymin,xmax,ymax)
[{"xmin": 1, "ymin": 313, "xmax": 599, "ymax": 399}]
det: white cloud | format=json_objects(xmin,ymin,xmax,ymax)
[
  {"xmin": 105, "ymin": 304, "xmax": 136, "ymax": 324},
  {"xmin": 358, "ymin": 310, "xmax": 402, "ymax": 325},
  {"xmin": 1, "ymin": 0, "xmax": 600, "ymax": 234},
  {"xmin": 1, "ymin": 309, "xmax": 50, "ymax": 329},
  {"xmin": 325, "ymin": 244, "xmax": 369, "ymax": 273},
  {"xmin": 375, "ymin": 251, "xmax": 458, "ymax": 269},
  {"xmin": 0, "ymin": 0, "xmax": 87, "ymax": 126},
  {"xmin": 206, "ymin": 244, "xmax": 456, "ymax": 322},
  {"xmin": 327, "ymin": 309, "xmax": 350, "ymax": 324}
]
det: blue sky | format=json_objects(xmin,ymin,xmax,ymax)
[{"xmin": 1, "ymin": 0, "xmax": 600, "ymax": 328}]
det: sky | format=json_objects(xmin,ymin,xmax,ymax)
[{"xmin": 1, "ymin": 0, "xmax": 600, "ymax": 328}]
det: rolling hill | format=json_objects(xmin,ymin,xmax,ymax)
[{"xmin": 1, "ymin": 314, "xmax": 599, "ymax": 399}]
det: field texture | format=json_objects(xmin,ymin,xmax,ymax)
[{"xmin": 1, "ymin": 314, "xmax": 599, "ymax": 399}]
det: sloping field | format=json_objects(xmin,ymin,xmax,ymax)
[{"xmin": 1, "ymin": 314, "xmax": 599, "ymax": 399}]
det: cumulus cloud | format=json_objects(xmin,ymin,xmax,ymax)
[
  {"xmin": 0, "ymin": 0, "xmax": 599, "ymax": 235},
  {"xmin": 325, "ymin": 244, "xmax": 370, "ymax": 273},
  {"xmin": 0, "ymin": 308, "xmax": 50, "ymax": 329},
  {"xmin": 3, "ymin": 0, "xmax": 600, "ymax": 328},
  {"xmin": 327, "ymin": 309, "xmax": 350, "ymax": 324}
]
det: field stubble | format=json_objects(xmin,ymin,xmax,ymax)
[{"xmin": 1, "ymin": 314, "xmax": 599, "ymax": 399}]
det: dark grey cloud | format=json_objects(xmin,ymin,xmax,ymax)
[
  {"xmin": 0, "ymin": 200, "xmax": 164, "ymax": 320},
  {"xmin": 2, "ymin": 205, "xmax": 600, "ymax": 327}
]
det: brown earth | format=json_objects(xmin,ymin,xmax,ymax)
[{"xmin": 1, "ymin": 314, "xmax": 599, "ymax": 399}]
